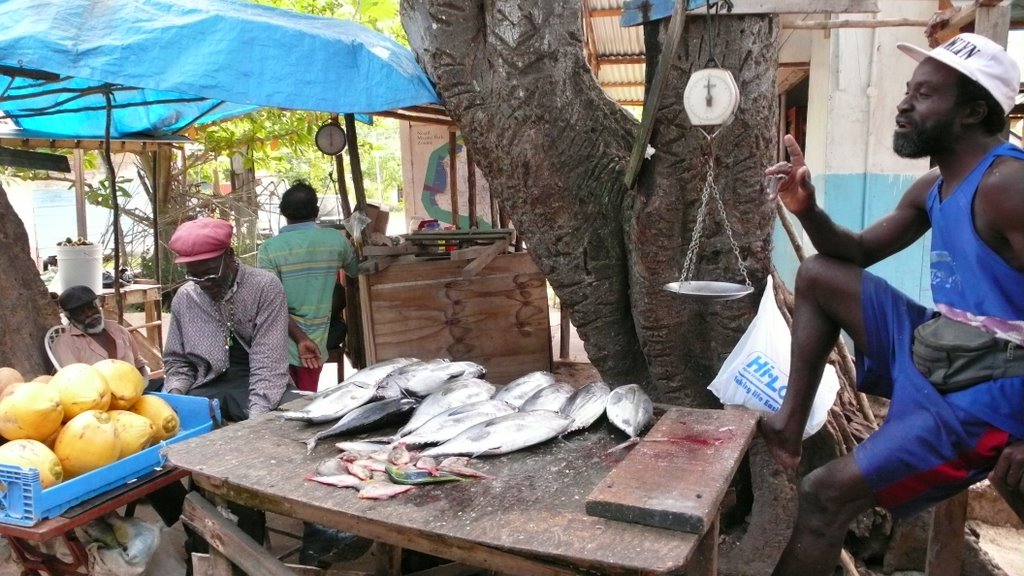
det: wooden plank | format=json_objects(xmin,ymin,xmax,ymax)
[
  {"xmin": 460, "ymin": 238, "xmax": 509, "ymax": 279},
  {"xmin": 449, "ymin": 131, "xmax": 460, "ymax": 230},
  {"xmin": 192, "ymin": 553, "xmax": 324, "ymax": 576},
  {"xmin": 181, "ymin": 492, "xmax": 296, "ymax": 576},
  {"xmin": 683, "ymin": 516, "xmax": 718, "ymax": 576},
  {"xmin": 586, "ymin": 407, "xmax": 758, "ymax": 534},
  {"xmin": 925, "ymin": 491, "xmax": 969, "ymax": 576},
  {"xmin": 624, "ymin": 0, "xmax": 688, "ymax": 188},
  {"xmin": 619, "ymin": 0, "xmax": 878, "ymax": 21}
]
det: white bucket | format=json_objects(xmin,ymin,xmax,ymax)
[{"xmin": 55, "ymin": 244, "xmax": 103, "ymax": 294}]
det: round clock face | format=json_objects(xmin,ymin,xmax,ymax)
[
  {"xmin": 682, "ymin": 68, "xmax": 740, "ymax": 127},
  {"xmin": 315, "ymin": 122, "xmax": 347, "ymax": 155}
]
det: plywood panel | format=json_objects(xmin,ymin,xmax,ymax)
[{"xmin": 361, "ymin": 252, "xmax": 551, "ymax": 384}]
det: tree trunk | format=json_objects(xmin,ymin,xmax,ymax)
[
  {"xmin": 401, "ymin": 1, "xmax": 778, "ymax": 405},
  {"xmin": 0, "ymin": 183, "xmax": 61, "ymax": 377}
]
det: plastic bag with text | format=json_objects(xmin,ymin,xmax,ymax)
[{"xmin": 707, "ymin": 275, "xmax": 840, "ymax": 439}]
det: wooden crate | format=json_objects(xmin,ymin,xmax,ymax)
[{"xmin": 359, "ymin": 252, "xmax": 551, "ymax": 384}]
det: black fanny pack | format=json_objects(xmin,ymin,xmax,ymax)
[{"xmin": 912, "ymin": 314, "xmax": 1023, "ymax": 392}]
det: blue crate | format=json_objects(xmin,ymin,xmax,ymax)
[{"xmin": 0, "ymin": 393, "xmax": 221, "ymax": 526}]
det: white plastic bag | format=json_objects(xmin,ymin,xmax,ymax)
[
  {"xmin": 707, "ymin": 275, "xmax": 840, "ymax": 439},
  {"xmin": 76, "ymin": 513, "xmax": 161, "ymax": 576}
]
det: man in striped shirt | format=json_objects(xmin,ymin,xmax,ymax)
[{"xmin": 257, "ymin": 182, "xmax": 359, "ymax": 392}]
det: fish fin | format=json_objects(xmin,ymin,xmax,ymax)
[
  {"xmin": 604, "ymin": 437, "xmax": 640, "ymax": 455},
  {"xmin": 304, "ymin": 437, "xmax": 318, "ymax": 455}
]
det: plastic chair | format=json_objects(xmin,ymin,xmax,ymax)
[{"xmin": 44, "ymin": 325, "xmax": 67, "ymax": 370}]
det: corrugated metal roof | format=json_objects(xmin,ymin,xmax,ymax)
[{"xmin": 584, "ymin": 0, "xmax": 646, "ymax": 106}]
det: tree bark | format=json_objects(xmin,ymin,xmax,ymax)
[
  {"xmin": 0, "ymin": 183, "xmax": 61, "ymax": 377},
  {"xmin": 401, "ymin": 1, "xmax": 778, "ymax": 405}
]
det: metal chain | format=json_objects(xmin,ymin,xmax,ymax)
[{"xmin": 678, "ymin": 134, "xmax": 751, "ymax": 287}]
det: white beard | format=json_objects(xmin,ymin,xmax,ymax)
[{"xmin": 73, "ymin": 315, "xmax": 105, "ymax": 335}]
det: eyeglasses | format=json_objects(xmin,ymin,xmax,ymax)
[{"xmin": 184, "ymin": 254, "xmax": 226, "ymax": 284}]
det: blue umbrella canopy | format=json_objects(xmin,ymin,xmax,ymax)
[{"xmin": 0, "ymin": 0, "xmax": 440, "ymax": 139}]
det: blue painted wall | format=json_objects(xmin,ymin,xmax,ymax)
[{"xmin": 771, "ymin": 172, "xmax": 932, "ymax": 304}]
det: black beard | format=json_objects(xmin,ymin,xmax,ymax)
[{"xmin": 892, "ymin": 114, "xmax": 957, "ymax": 159}]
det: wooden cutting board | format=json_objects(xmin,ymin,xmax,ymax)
[{"xmin": 586, "ymin": 407, "xmax": 759, "ymax": 534}]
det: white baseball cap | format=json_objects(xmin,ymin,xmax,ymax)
[{"xmin": 897, "ymin": 33, "xmax": 1019, "ymax": 116}]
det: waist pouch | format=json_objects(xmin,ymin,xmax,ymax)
[{"xmin": 912, "ymin": 315, "xmax": 1024, "ymax": 392}]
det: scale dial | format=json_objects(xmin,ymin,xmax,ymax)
[
  {"xmin": 315, "ymin": 121, "xmax": 347, "ymax": 156},
  {"xmin": 682, "ymin": 67, "xmax": 740, "ymax": 127}
]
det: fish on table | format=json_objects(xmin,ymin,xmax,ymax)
[
  {"xmin": 280, "ymin": 380, "xmax": 379, "ymax": 424},
  {"xmin": 493, "ymin": 371, "xmax": 557, "ymax": 408},
  {"xmin": 420, "ymin": 410, "xmax": 572, "ymax": 458},
  {"xmin": 605, "ymin": 384, "xmax": 654, "ymax": 450},
  {"xmin": 397, "ymin": 360, "xmax": 487, "ymax": 398},
  {"xmin": 398, "ymin": 399, "xmax": 517, "ymax": 446},
  {"xmin": 560, "ymin": 381, "xmax": 611, "ymax": 433},
  {"xmin": 308, "ymin": 357, "xmax": 418, "ymax": 400},
  {"xmin": 395, "ymin": 377, "xmax": 496, "ymax": 439},
  {"xmin": 303, "ymin": 397, "xmax": 419, "ymax": 454},
  {"xmin": 520, "ymin": 381, "xmax": 574, "ymax": 412}
]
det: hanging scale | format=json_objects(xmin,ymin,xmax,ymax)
[{"xmin": 663, "ymin": 1, "xmax": 752, "ymax": 300}]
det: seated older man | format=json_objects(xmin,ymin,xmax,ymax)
[{"xmin": 52, "ymin": 285, "xmax": 150, "ymax": 381}]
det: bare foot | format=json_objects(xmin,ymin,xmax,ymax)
[{"xmin": 757, "ymin": 414, "xmax": 802, "ymax": 471}]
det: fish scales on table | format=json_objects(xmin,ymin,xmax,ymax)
[
  {"xmin": 605, "ymin": 384, "xmax": 654, "ymax": 441},
  {"xmin": 560, "ymin": 381, "xmax": 612, "ymax": 433},
  {"xmin": 308, "ymin": 357, "xmax": 418, "ymax": 400},
  {"xmin": 493, "ymin": 371, "xmax": 557, "ymax": 408},
  {"xmin": 398, "ymin": 360, "xmax": 487, "ymax": 397},
  {"xmin": 420, "ymin": 410, "xmax": 573, "ymax": 458},
  {"xmin": 519, "ymin": 381, "xmax": 575, "ymax": 412},
  {"xmin": 303, "ymin": 398, "xmax": 419, "ymax": 454},
  {"xmin": 396, "ymin": 378, "xmax": 496, "ymax": 438},
  {"xmin": 280, "ymin": 380, "xmax": 379, "ymax": 423},
  {"xmin": 399, "ymin": 399, "xmax": 517, "ymax": 446}
]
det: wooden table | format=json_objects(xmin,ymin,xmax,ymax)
[
  {"xmin": 0, "ymin": 468, "xmax": 188, "ymax": 576},
  {"xmin": 166, "ymin": 404, "xmax": 758, "ymax": 576},
  {"xmin": 98, "ymin": 283, "xmax": 163, "ymax": 352}
]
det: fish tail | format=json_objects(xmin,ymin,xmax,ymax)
[
  {"xmin": 604, "ymin": 437, "xmax": 639, "ymax": 455},
  {"xmin": 304, "ymin": 437, "xmax": 319, "ymax": 455}
]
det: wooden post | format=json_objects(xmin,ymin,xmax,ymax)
[
  {"xmin": 466, "ymin": 145, "xmax": 478, "ymax": 229},
  {"xmin": 334, "ymin": 151, "xmax": 352, "ymax": 219},
  {"xmin": 73, "ymin": 149, "xmax": 88, "ymax": 239},
  {"xmin": 559, "ymin": 305, "xmax": 571, "ymax": 360},
  {"xmin": 343, "ymin": 113, "xmax": 368, "ymax": 370},
  {"xmin": 344, "ymin": 114, "xmax": 369, "ymax": 225},
  {"xmin": 448, "ymin": 129, "xmax": 460, "ymax": 230},
  {"xmin": 925, "ymin": 491, "xmax": 969, "ymax": 576},
  {"xmin": 181, "ymin": 492, "xmax": 295, "ymax": 576}
]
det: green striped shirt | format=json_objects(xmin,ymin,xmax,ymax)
[{"xmin": 257, "ymin": 222, "xmax": 358, "ymax": 365}]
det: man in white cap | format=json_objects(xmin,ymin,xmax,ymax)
[{"xmin": 761, "ymin": 33, "xmax": 1023, "ymax": 574}]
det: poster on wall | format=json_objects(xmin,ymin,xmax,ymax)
[{"xmin": 400, "ymin": 122, "xmax": 493, "ymax": 232}]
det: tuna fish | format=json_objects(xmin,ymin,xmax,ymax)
[
  {"xmin": 399, "ymin": 399, "xmax": 517, "ymax": 446},
  {"xmin": 560, "ymin": 381, "xmax": 612, "ymax": 432},
  {"xmin": 396, "ymin": 378, "xmax": 496, "ymax": 438},
  {"xmin": 605, "ymin": 384, "xmax": 654, "ymax": 441},
  {"xmin": 303, "ymin": 398, "xmax": 419, "ymax": 454},
  {"xmin": 421, "ymin": 410, "xmax": 573, "ymax": 458},
  {"xmin": 309, "ymin": 357, "xmax": 418, "ymax": 400},
  {"xmin": 280, "ymin": 380, "xmax": 378, "ymax": 423},
  {"xmin": 493, "ymin": 371, "xmax": 557, "ymax": 408},
  {"xmin": 520, "ymin": 382, "xmax": 575, "ymax": 412},
  {"xmin": 398, "ymin": 360, "xmax": 488, "ymax": 397}
]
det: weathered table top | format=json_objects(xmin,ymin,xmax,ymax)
[{"xmin": 166, "ymin": 403, "xmax": 757, "ymax": 575}]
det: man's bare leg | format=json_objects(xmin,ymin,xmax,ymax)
[
  {"xmin": 773, "ymin": 453, "xmax": 876, "ymax": 575},
  {"xmin": 759, "ymin": 255, "xmax": 868, "ymax": 469}
]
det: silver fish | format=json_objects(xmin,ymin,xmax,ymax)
[
  {"xmin": 334, "ymin": 441, "xmax": 391, "ymax": 456},
  {"xmin": 304, "ymin": 398, "xmax": 419, "ymax": 454},
  {"xmin": 306, "ymin": 474, "xmax": 365, "ymax": 489},
  {"xmin": 605, "ymin": 384, "xmax": 654, "ymax": 439},
  {"xmin": 493, "ymin": 371, "xmax": 557, "ymax": 407},
  {"xmin": 399, "ymin": 399, "xmax": 517, "ymax": 446},
  {"xmin": 358, "ymin": 482, "xmax": 415, "ymax": 500},
  {"xmin": 421, "ymin": 410, "xmax": 572, "ymax": 458},
  {"xmin": 309, "ymin": 357, "xmax": 418, "ymax": 400},
  {"xmin": 399, "ymin": 360, "xmax": 487, "ymax": 397},
  {"xmin": 520, "ymin": 382, "xmax": 575, "ymax": 412},
  {"xmin": 560, "ymin": 381, "xmax": 611, "ymax": 432},
  {"xmin": 378, "ymin": 359, "xmax": 447, "ymax": 395},
  {"xmin": 280, "ymin": 380, "xmax": 378, "ymax": 423},
  {"xmin": 396, "ymin": 378, "xmax": 496, "ymax": 438},
  {"xmin": 313, "ymin": 457, "xmax": 349, "ymax": 477}
]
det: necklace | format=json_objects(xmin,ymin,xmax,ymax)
[{"xmin": 217, "ymin": 297, "xmax": 235, "ymax": 350}]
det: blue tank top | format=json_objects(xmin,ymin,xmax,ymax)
[
  {"xmin": 928, "ymin": 141, "xmax": 1024, "ymax": 344},
  {"xmin": 926, "ymin": 141, "xmax": 1024, "ymax": 439}
]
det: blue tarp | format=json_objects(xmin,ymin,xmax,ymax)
[{"xmin": 0, "ymin": 0, "xmax": 439, "ymax": 139}]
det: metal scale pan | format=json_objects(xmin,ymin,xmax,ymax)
[{"xmin": 663, "ymin": 280, "xmax": 753, "ymax": 300}]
